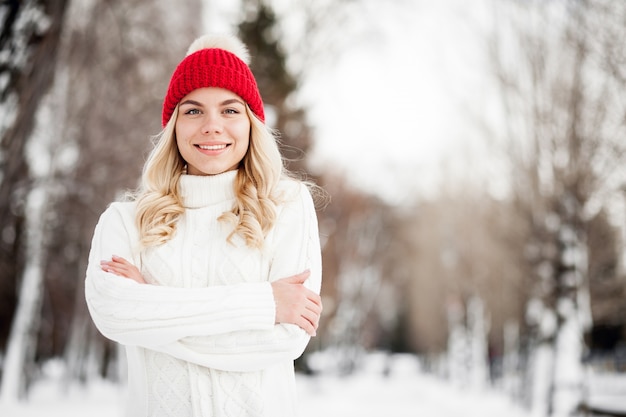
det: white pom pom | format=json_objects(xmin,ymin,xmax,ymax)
[{"xmin": 186, "ymin": 34, "xmax": 251, "ymax": 65}]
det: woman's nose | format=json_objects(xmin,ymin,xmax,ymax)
[{"xmin": 201, "ymin": 113, "xmax": 223, "ymax": 134}]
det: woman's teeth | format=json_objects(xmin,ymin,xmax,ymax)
[{"xmin": 198, "ymin": 144, "xmax": 227, "ymax": 150}]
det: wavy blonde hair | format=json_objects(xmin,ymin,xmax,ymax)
[{"xmin": 134, "ymin": 105, "xmax": 283, "ymax": 249}]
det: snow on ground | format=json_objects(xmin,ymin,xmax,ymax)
[
  {"xmin": 297, "ymin": 371, "xmax": 528, "ymax": 417},
  {"xmin": 587, "ymin": 371, "xmax": 626, "ymax": 415},
  {"xmin": 2, "ymin": 353, "xmax": 626, "ymax": 417},
  {"xmin": 0, "ymin": 354, "xmax": 533, "ymax": 417},
  {"xmin": 0, "ymin": 378, "xmax": 124, "ymax": 417},
  {"xmin": 0, "ymin": 374, "xmax": 529, "ymax": 417}
]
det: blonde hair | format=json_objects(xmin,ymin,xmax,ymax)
[{"xmin": 134, "ymin": 105, "xmax": 283, "ymax": 249}]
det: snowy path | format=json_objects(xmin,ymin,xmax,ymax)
[
  {"xmin": 6, "ymin": 357, "xmax": 624, "ymax": 417},
  {"xmin": 297, "ymin": 372, "xmax": 529, "ymax": 417},
  {"xmin": 0, "ymin": 369, "xmax": 530, "ymax": 417},
  {"xmin": 2, "ymin": 356, "xmax": 625, "ymax": 417}
]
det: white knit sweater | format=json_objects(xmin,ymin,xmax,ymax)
[{"xmin": 85, "ymin": 170, "xmax": 322, "ymax": 417}]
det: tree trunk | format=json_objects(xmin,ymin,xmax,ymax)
[
  {"xmin": 551, "ymin": 220, "xmax": 592, "ymax": 417},
  {"xmin": 467, "ymin": 296, "xmax": 489, "ymax": 390},
  {"xmin": 0, "ymin": 0, "xmax": 66, "ymax": 402},
  {"xmin": 1, "ymin": 184, "xmax": 51, "ymax": 402},
  {"xmin": 0, "ymin": 0, "xmax": 68, "ymax": 359}
]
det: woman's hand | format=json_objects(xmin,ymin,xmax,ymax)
[
  {"xmin": 100, "ymin": 255, "xmax": 146, "ymax": 284},
  {"xmin": 271, "ymin": 270, "xmax": 322, "ymax": 337}
]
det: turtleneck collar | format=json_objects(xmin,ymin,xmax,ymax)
[{"xmin": 179, "ymin": 170, "xmax": 237, "ymax": 208}]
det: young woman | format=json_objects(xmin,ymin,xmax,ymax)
[{"xmin": 85, "ymin": 34, "xmax": 323, "ymax": 417}]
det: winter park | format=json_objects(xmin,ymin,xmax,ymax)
[{"xmin": 2, "ymin": 1, "xmax": 626, "ymax": 416}]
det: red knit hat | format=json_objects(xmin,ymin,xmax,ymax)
[{"xmin": 162, "ymin": 34, "xmax": 265, "ymax": 127}]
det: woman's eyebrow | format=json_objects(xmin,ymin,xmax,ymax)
[
  {"xmin": 221, "ymin": 98, "xmax": 245, "ymax": 106},
  {"xmin": 179, "ymin": 99, "xmax": 245, "ymax": 107},
  {"xmin": 179, "ymin": 99, "xmax": 203, "ymax": 107}
]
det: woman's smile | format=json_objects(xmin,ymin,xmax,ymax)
[{"xmin": 196, "ymin": 143, "xmax": 229, "ymax": 151}]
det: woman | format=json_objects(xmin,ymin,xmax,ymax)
[{"xmin": 85, "ymin": 34, "xmax": 323, "ymax": 417}]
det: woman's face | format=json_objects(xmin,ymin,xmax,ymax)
[{"xmin": 176, "ymin": 87, "xmax": 251, "ymax": 176}]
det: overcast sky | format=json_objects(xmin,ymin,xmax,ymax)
[{"xmin": 204, "ymin": 0, "xmax": 502, "ymax": 204}]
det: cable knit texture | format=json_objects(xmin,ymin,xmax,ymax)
[{"xmin": 85, "ymin": 170, "xmax": 322, "ymax": 417}]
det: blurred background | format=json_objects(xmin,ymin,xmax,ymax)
[{"xmin": 1, "ymin": 0, "xmax": 626, "ymax": 416}]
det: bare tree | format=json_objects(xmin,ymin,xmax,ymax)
[
  {"xmin": 488, "ymin": 1, "xmax": 626, "ymax": 415},
  {"xmin": 396, "ymin": 181, "xmax": 529, "ymax": 387},
  {"xmin": 313, "ymin": 176, "xmax": 404, "ymax": 373},
  {"xmin": 0, "ymin": 0, "xmax": 69, "ymax": 402}
]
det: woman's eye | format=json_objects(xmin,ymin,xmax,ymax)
[
  {"xmin": 224, "ymin": 108, "xmax": 239, "ymax": 115},
  {"xmin": 184, "ymin": 108, "xmax": 201, "ymax": 115}
]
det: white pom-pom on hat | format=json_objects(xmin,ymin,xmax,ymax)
[
  {"xmin": 162, "ymin": 33, "xmax": 264, "ymax": 126},
  {"xmin": 185, "ymin": 34, "xmax": 251, "ymax": 65}
]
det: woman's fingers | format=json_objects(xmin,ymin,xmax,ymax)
[
  {"xmin": 302, "ymin": 306, "xmax": 320, "ymax": 332},
  {"xmin": 100, "ymin": 256, "xmax": 146, "ymax": 284},
  {"xmin": 271, "ymin": 276, "xmax": 322, "ymax": 336},
  {"xmin": 307, "ymin": 291, "xmax": 323, "ymax": 311}
]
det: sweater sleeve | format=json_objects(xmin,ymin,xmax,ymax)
[
  {"xmin": 152, "ymin": 182, "xmax": 323, "ymax": 372},
  {"xmin": 84, "ymin": 203, "xmax": 276, "ymax": 347}
]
